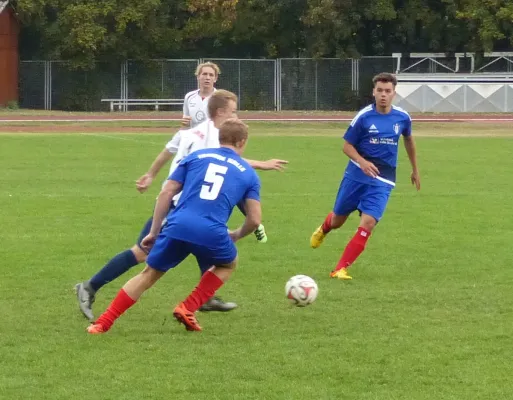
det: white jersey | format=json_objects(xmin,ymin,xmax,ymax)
[
  {"xmin": 164, "ymin": 119, "xmax": 220, "ymax": 204},
  {"xmin": 182, "ymin": 89, "xmax": 216, "ymax": 128}
]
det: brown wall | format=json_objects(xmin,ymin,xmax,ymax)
[{"xmin": 0, "ymin": 8, "xmax": 19, "ymax": 106}]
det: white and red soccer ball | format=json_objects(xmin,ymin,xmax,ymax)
[{"xmin": 285, "ymin": 275, "xmax": 318, "ymax": 307}]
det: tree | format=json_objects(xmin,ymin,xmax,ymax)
[{"xmin": 457, "ymin": 0, "xmax": 513, "ymax": 51}]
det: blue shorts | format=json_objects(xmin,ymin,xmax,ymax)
[
  {"xmin": 146, "ymin": 234, "xmax": 237, "ymax": 272},
  {"xmin": 135, "ymin": 205, "xmax": 216, "ymax": 273},
  {"xmin": 136, "ymin": 203, "xmax": 177, "ymax": 252},
  {"xmin": 333, "ymin": 178, "xmax": 392, "ymax": 222}
]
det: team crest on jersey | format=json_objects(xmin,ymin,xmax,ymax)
[
  {"xmin": 393, "ymin": 123, "xmax": 400, "ymax": 135},
  {"xmin": 196, "ymin": 110, "xmax": 206, "ymax": 122}
]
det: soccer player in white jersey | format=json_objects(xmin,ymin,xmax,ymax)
[
  {"xmin": 310, "ymin": 73, "xmax": 420, "ymax": 280},
  {"xmin": 75, "ymin": 90, "xmax": 287, "ymax": 320},
  {"xmin": 181, "ymin": 62, "xmax": 219, "ymax": 128}
]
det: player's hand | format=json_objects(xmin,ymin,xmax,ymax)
[
  {"xmin": 261, "ymin": 159, "xmax": 289, "ymax": 171},
  {"xmin": 181, "ymin": 116, "xmax": 192, "ymax": 127},
  {"xmin": 136, "ymin": 173, "xmax": 154, "ymax": 193},
  {"xmin": 411, "ymin": 170, "xmax": 421, "ymax": 191},
  {"xmin": 359, "ymin": 159, "xmax": 380, "ymax": 178},
  {"xmin": 228, "ymin": 230, "xmax": 240, "ymax": 242},
  {"xmin": 140, "ymin": 233, "xmax": 157, "ymax": 252}
]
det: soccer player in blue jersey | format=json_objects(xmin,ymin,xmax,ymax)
[
  {"xmin": 310, "ymin": 72, "xmax": 420, "ymax": 280},
  {"xmin": 75, "ymin": 90, "xmax": 286, "ymax": 319},
  {"xmin": 87, "ymin": 118, "xmax": 261, "ymax": 333}
]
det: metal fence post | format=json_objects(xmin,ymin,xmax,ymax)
[
  {"xmin": 277, "ymin": 59, "xmax": 282, "ymax": 111},
  {"xmin": 45, "ymin": 61, "xmax": 52, "ymax": 110},
  {"xmin": 238, "ymin": 59, "xmax": 241, "ymax": 107},
  {"xmin": 314, "ymin": 60, "xmax": 318, "ymax": 110}
]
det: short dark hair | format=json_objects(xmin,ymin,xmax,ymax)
[
  {"xmin": 372, "ymin": 72, "xmax": 397, "ymax": 87},
  {"xmin": 219, "ymin": 118, "xmax": 248, "ymax": 146}
]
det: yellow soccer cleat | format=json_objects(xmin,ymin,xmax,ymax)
[
  {"xmin": 310, "ymin": 226, "xmax": 326, "ymax": 248},
  {"xmin": 330, "ymin": 268, "xmax": 353, "ymax": 280}
]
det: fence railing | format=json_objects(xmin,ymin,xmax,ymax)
[{"xmin": 18, "ymin": 53, "xmax": 513, "ymax": 112}]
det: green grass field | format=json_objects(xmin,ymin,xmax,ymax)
[{"xmin": 1, "ymin": 121, "xmax": 513, "ymax": 399}]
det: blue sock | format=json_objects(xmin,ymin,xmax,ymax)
[{"xmin": 89, "ymin": 249, "xmax": 139, "ymax": 292}]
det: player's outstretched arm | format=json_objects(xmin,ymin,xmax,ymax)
[
  {"xmin": 244, "ymin": 159, "xmax": 288, "ymax": 171},
  {"xmin": 136, "ymin": 148, "xmax": 174, "ymax": 193},
  {"xmin": 230, "ymin": 199, "xmax": 261, "ymax": 242},
  {"xmin": 403, "ymin": 136, "xmax": 420, "ymax": 190},
  {"xmin": 140, "ymin": 180, "xmax": 183, "ymax": 251},
  {"xmin": 343, "ymin": 141, "xmax": 380, "ymax": 178}
]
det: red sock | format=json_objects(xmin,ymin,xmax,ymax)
[
  {"xmin": 321, "ymin": 212, "xmax": 334, "ymax": 233},
  {"xmin": 95, "ymin": 289, "xmax": 136, "ymax": 331},
  {"xmin": 183, "ymin": 271, "xmax": 224, "ymax": 312},
  {"xmin": 334, "ymin": 227, "xmax": 371, "ymax": 271}
]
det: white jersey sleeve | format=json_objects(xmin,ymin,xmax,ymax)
[
  {"xmin": 165, "ymin": 131, "xmax": 182, "ymax": 154},
  {"xmin": 164, "ymin": 120, "xmax": 219, "ymax": 205},
  {"xmin": 183, "ymin": 92, "xmax": 191, "ymax": 117}
]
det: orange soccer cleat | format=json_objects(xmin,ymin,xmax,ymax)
[
  {"xmin": 173, "ymin": 303, "xmax": 202, "ymax": 331},
  {"xmin": 86, "ymin": 323, "xmax": 107, "ymax": 335}
]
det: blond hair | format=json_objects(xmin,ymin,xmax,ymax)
[
  {"xmin": 208, "ymin": 89, "xmax": 238, "ymax": 119},
  {"xmin": 219, "ymin": 118, "xmax": 249, "ymax": 146},
  {"xmin": 195, "ymin": 62, "xmax": 221, "ymax": 78}
]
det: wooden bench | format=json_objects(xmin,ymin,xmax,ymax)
[{"xmin": 101, "ymin": 99, "xmax": 184, "ymax": 111}]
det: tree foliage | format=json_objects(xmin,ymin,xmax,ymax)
[{"xmin": 10, "ymin": 0, "xmax": 513, "ymax": 66}]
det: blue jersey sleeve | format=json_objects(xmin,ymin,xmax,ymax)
[
  {"xmin": 343, "ymin": 114, "xmax": 364, "ymax": 145},
  {"xmin": 169, "ymin": 156, "xmax": 192, "ymax": 183},
  {"xmin": 244, "ymin": 174, "xmax": 261, "ymax": 202},
  {"xmin": 402, "ymin": 115, "xmax": 412, "ymax": 137}
]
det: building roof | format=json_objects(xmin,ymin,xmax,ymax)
[{"xmin": 0, "ymin": 1, "xmax": 10, "ymax": 14}]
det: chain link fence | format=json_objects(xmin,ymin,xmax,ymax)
[
  {"xmin": 51, "ymin": 61, "xmax": 120, "ymax": 111},
  {"xmin": 19, "ymin": 61, "xmax": 46, "ymax": 109},
  {"xmin": 205, "ymin": 59, "xmax": 277, "ymax": 110},
  {"xmin": 127, "ymin": 59, "xmax": 199, "ymax": 100},
  {"xmin": 18, "ymin": 55, "xmax": 513, "ymax": 112}
]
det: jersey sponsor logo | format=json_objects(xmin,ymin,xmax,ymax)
[
  {"xmin": 369, "ymin": 137, "xmax": 398, "ymax": 146},
  {"xmin": 379, "ymin": 138, "xmax": 398, "ymax": 146}
]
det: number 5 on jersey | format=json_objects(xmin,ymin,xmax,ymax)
[{"xmin": 200, "ymin": 163, "xmax": 228, "ymax": 200}]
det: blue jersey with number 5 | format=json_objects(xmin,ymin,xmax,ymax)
[{"xmin": 164, "ymin": 147, "xmax": 260, "ymax": 246}]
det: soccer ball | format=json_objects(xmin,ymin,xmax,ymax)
[{"xmin": 285, "ymin": 275, "xmax": 318, "ymax": 307}]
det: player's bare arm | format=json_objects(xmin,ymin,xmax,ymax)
[
  {"xmin": 140, "ymin": 179, "xmax": 183, "ymax": 251},
  {"xmin": 229, "ymin": 199, "xmax": 262, "ymax": 242},
  {"xmin": 403, "ymin": 135, "xmax": 420, "ymax": 190},
  {"xmin": 342, "ymin": 141, "xmax": 380, "ymax": 178},
  {"xmin": 244, "ymin": 158, "xmax": 289, "ymax": 171},
  {"xmin": 136, "ymin": 148, "xmax": 174, "ymax": 193}
]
